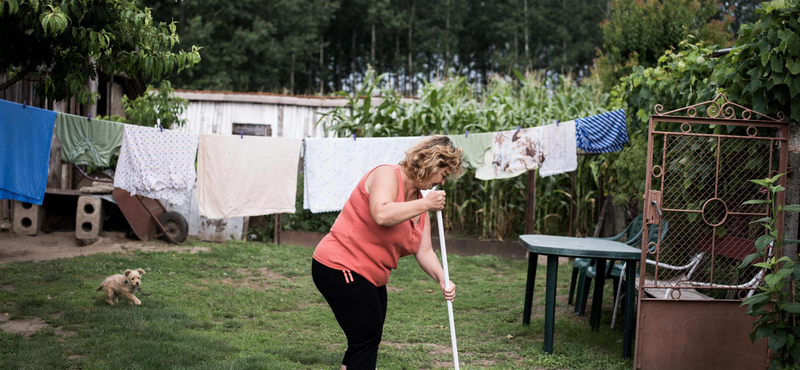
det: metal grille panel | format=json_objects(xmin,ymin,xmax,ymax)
[{"xmin": 641, "ymin": 94, "xmax": 789, "ymax": 300}]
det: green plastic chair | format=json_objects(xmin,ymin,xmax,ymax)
[
  {"xmin": 577, "ymin": 219, "xmax": 669, "ymax": 320},
  {"xmin": 567, "ymin": 214, "xmax": 644, "ymax": 310}
]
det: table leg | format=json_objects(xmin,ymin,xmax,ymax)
[
  {"xmin": 623, "ymin": 260, "xmax": 636, "ymax": 359},
  {"xmin": 543, "ymin": 255, "xmax": 558, "ymax": 354},
  {"xmin": 523, "ymin": 252, "xmax": 538, "ymax": 325},
  {"xmin": 590, "ymin": 259, "xmax": 607, "ymax": 331}
]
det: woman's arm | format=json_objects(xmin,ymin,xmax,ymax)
[
  {"xmin": 367, "ymin": 166, "xmax": 445, "ymax": 227},
  {"xmin": 415, "ymin": 216, "xmax": 456, "ymax": 301}
]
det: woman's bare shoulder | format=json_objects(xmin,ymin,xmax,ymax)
[{"xmin": 365, "ymin": 165, "xmax": 398, "ymax": 194}]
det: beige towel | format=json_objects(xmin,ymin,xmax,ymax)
[{"xmin": 197, "ymin": 134, "xmax": 302, "ymax": 218}]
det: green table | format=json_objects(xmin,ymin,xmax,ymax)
[{"xmin": 519, "ymin": 235, "xmax": 641, "ymax": 359}]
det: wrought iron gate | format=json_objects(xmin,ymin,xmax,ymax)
[{"xmin": 635, "ymin": 94, "xmax": 789, "ymax": 369}]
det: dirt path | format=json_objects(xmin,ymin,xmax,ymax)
[{"xmin": 0, "ymin": 231, "xmax": 209, "ymax": 264}]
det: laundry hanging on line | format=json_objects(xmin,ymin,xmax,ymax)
[
  {"xmin": 55, "ymin": 112, "xmax": 124, "ymax": 168},
  {"xmin": 303, "ymin": 136, "xmax": 424, "ymax": 213},
  {"xmin": 538, "ymin": 121, "xmax": 577, "ymax": 177},
  {"xmin": 477, "ymin": 121, "xmax": 577, "ymax": 180},
  {"xmin": 196, "ymin": 134, "xmax": 302, "ymax": 218},
  {"xmin": 0, "ymin": 99, "xmax": 57, "ymax": 205},
  {"xmin": 575, "ymin": 109, "xmax": 628, "ymax": 153},
  {"xmin": 113, "ymin": 125, "xmax": 199, "ymax": 205},
  {"xmin": 447, "ymin": 132, "xmax": 494, "ymax": 170},
  {"xmin": 492, "ymin": 126, "xmax": 547, "ymax": 175}
]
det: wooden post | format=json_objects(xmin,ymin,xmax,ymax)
[
  {"xmin": 525, "ymin": 169, "xmax": 537, "ymax": 234},
  {"xmin": 0, "ymin": 200, "xmax": 10, "ymax": 230},
  {"xmin": 242, "ymin": 216, "xmax": 250, "ymax": 241},
  {"xmin": 273, "ymin": 214, "xmax": 282, "ymax": 245},
  {"xmin": 569, "ymin": 171, "xmax": 575, "ymax": 237}
]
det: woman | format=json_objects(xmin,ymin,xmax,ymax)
[{"xmin": 312, "ymin": 135, "xmax": 463, "ymax": 370}]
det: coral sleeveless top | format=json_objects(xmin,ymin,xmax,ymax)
[{"xmin": 313, "ymin": 164, "xmax": 426, "ymax": 287}]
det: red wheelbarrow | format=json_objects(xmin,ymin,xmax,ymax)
[{"xmin": 112, "ymin": 188, "xmax": 189, "ymax": 244}]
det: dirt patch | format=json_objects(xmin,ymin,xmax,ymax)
[
  {"xmin": 0, "ymin": 285, "xmax": 14, "ymax": 291},
  {"xmin": 0, "ymin": 317, "xmax": 50, "ymax": 337},
  {"xmin": 235, "ymin": 267, "xmax": 293, "ymax": 281},
  {"xmin": 382, "ymin": 341, "xmax": 451, "ymax": 355},
  {"xmin": 381, "ymin": 341, "xmax": 414, "ymax": 350},
  {"xmin": 54, "ymin": 326, "xmax": 77, "ymax": 341},
  {"xmin": 386, "ymin": 286, "xmax": 404, "ymax": 292},
  {"xmin": 426, "ymin": 342, "xmax": 452, "ymax": 356},
  {"xmin": 212, "ymin": 268, "xmax": 294, "ymax": 291},
  {"xmin": 0, "ymin": 231, "xmax": 209, "ymax": 264}
]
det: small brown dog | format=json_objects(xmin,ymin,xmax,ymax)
[{"xmin": 97, "ymin": 269, "xmax": 145, "ymax": 306}]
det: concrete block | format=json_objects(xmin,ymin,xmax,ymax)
[
  {"xmin": 12, "ymin": 201, "xmax": 43, "ymax": 236},
  {"xmin": 76, "ymin": 196, "xmax": 103, "ymax": 242}
]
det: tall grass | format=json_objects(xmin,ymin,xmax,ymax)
[{"xmin": 322, "ymin": 70, "xmax": 615, "ymax": 239}]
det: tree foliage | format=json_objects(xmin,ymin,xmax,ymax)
[
  {"xmin": 606, "ymin": 0, "xmax": 799, "ymax": 207},
  {"xmin": 120, "ymin": 81, "xmax": 188, "ymax": 129},
  {"xmin": 596, "ymin": 0, "xmax": 736, "ymax": 91},
  {"xmin": 140, "ymin": 0, "xmax": 612, "ymax": 94},
  {"xmin": 0, "ymin": 0, "xmax": 201, "ymax": 104},
  {"xmin": 712, "ymin": 0, "xmax": 800, "ymax": 122},
  {"xmin": 738, "ymin": 174, "xmax": 800, "ymax": 370}
]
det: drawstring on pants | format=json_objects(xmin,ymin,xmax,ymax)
[{"xmin": 342, "ymin": 269, "xmax": 354, "ymax": 283}]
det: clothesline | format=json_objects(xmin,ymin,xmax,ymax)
[{"xmin": 1, "ymin": 98, "xmax": 627, "ymax": 219}]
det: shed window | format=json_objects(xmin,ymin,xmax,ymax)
[{"xmin": 232, "ymin": 123, "xmax": 272, "ymax": 137}]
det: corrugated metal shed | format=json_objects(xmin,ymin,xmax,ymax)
[{"xmin": 168, "ymin": 90, "xmax": 362, "ymax": 242}]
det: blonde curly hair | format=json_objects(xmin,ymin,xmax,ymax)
[{"xmin": 399, "ymin": 136, "xmax": 464, "ymax": 184}]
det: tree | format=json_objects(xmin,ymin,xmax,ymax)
[
  {"xmin": 596, "ymin": 0, "xmax": 735, "ymax": 91},
  {"xmin": 0, "ymin": 0, "xmax": 201, "ymax": 104},
  {"xmin": 138, "ymin": 0, "xmax": 612, "ymax": 95}
]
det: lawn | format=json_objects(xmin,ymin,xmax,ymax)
[{"xmin": 0, "ymin": 240, "xmax": 632, "ymax": 369}]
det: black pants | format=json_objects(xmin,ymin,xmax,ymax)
[{"xmin": 312, "ymin": 259, "xmax": 387, "ymax": 370}]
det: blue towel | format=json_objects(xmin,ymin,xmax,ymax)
[
  {"xmin": 575, "ymin": 109, "xmax": 628, "ymax": 153},
  {"xmin": 0, "ymin": 99, "xmax": 57, "ymax": 205}
]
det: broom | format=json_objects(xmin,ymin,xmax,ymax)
[{"xmin": 436, "ymin": 210, "xmax": 460, "ymax": 369}]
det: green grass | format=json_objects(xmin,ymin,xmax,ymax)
[{"xmin": 0, "ymin": 241, "xmax": 632, "ymax": 369}]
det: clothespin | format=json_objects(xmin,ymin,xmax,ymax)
[
  {"xmin": 159, "ymin": 123, "xmax": 163, "ymax": 132},
  {"xmin": 88, "ymin": 113, "xmax": 91, "ymax": 122},
  {"xmin": 22, "ymin": 100, "xmax": 26, "ymax": 109},
  {"xmin": 240, "ymin": 130, "xmax": 244, "ymax": 139},
  {"xmin": 352, "ymin": 133, "xmax": 356, "ymax": 141},
  {"xmin": 465, "ymin": 130, "xmax": 469, "ymax": 137},
  {"xmin": 517, "ymin": 125, "xmax": 521, "ymax": 132},
  {"xmin": 556, "ymin": 120, "xmax": 560, "ymax": 127}
]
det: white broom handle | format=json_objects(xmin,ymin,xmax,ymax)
[{"xmin": 436, "ymin": 210, "xmax": 460, "ymax": 370}]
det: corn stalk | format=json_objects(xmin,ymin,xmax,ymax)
[{"xmin": 321, "ymin": 69, "xmax": 616, "ymax": 239}]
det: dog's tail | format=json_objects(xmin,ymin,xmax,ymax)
[{"xmin": 96, "ymin": 283, "xmax": 104, "ymax": 292}]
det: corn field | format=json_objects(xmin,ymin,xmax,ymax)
[{"xmin": 320, "ymin": 70, "xmax": 617, "ymax": 240}]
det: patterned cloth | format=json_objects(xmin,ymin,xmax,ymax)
[
  {"xmin": 303, "ymin": 136, "xmax": 423, "ymax": 213},
  {"xmin": 492, "ymin": 126, "xmax": 546, "ymax": 174},
  {"xmin": 539, "ymin": 121, "xmax": 577, "ymax": 177},
  {"xmin": 0, "ymin": 99, "xmax": 57, "ymax": 205},
  {"xmin": 113, "ymin": 125, "xmax": 199, "ymax": 205},
  {"xmin": 575, "ymin": 109, "xmax": 628, "ymax": 153}
]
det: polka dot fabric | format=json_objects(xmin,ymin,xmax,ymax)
[
  {"xmin": 303, "ymin": 136, "xmax": 424, "ymax": 213},
  {"xmin": 113, "ymin": 125, "xmax": 199, "ymax": 205}
]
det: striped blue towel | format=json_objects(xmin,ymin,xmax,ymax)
[{"xmin": 575, "ymin": 109, "xmax": 628, "ymax": 153}]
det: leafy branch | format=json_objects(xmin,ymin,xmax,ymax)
[{"xmin": 739, "ymin": 173, "xmax": 800, "ymax": 370}]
